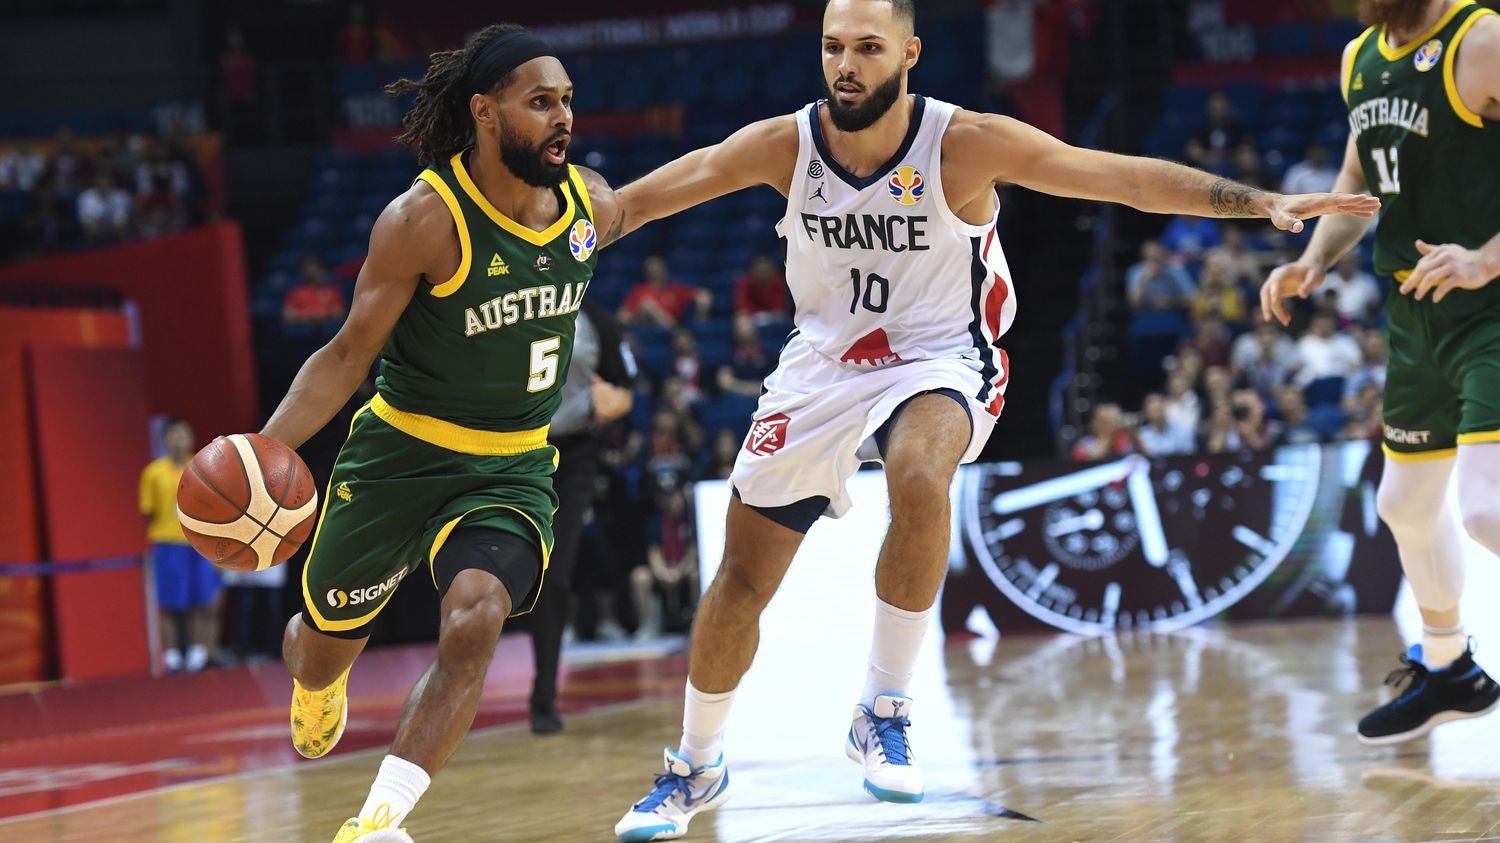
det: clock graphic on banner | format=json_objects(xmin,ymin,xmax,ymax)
[{"xmin": 960, "ymin": 445, "xmax": 1324, "ymax": 634}]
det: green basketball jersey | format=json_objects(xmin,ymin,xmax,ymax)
[
  {"xmin": 376, "ymin": 151, "xmax": 599, "ymax": 433},
  {"xmin": 1345, "ymin": 0, "xmax": 1500, "ymax": 278}
]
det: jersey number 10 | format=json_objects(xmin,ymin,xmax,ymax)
[{"xmin": 849, "ymin": 268, "xmax": 890, "ymax": 315}]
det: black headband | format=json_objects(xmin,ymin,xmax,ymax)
[{"xmin": 464, "ymin": 30, "xmax": 554, "ymax": 95}]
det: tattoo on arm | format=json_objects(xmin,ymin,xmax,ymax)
[
  {"xmin": 1209, "ymin": 179, "xmax": 1261, "ymax": 217},
  {"xmin": 598, "ymin": 206, "xmax": 626, "ymax": 248}
]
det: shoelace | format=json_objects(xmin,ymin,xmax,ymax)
[
  {"xmin": 1384, "ymin": 653, "xmax": 1430, "ymax": 701},
  {"xmin": 634, "ymin": 770, "xmax": 694, "ymax": 813},
  {"xmin": 870, "ymin": 714, "xmax": 913, "ymax": 766}
]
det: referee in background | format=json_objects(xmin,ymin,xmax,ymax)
[{"xmin": 529, "ymin": 296, "xmax": 636, "ymax": 733}]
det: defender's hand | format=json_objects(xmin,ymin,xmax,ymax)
[{"xmin": 1264, "ymin": 192, "xmax": 1381, "ymax": 233}]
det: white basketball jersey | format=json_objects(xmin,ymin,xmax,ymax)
[{"xmin": 774, "ymin": 95, "xmax": 1016, "ymax": 413}]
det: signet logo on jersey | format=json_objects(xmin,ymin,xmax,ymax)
[
  {"xmin": 568, "ymin": 219, "xmax": 596, "ymax": 261},
  {"xmin": 745, "ymin": 413, "xmax": 791, "ymax": 457},
  {"xmin": 887, "ymin": 165, "xmax": 925, "ymax": 206},
  {"xmin": 326, "ymin": 567, "xmax": 407, "ymax": 610},
  {"xmin": 1414, "ymin": 39, "xmax": 1442, "ymax": 72}
]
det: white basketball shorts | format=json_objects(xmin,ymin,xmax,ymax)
[{"xmin": 730, "ymin": 333, "xmax": 1003, "ymax": 520}]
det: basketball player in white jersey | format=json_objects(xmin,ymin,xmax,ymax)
[{"xmin": 583, "ymin": 2, "xmax": 1378, "ymax": 839}]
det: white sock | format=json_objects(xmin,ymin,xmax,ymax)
[
  {"xmin": 357, "ymin": 755, "xmax": 431, "ymax": 829},
  {"xmin": 1422, "ymin": 624, "xmax": 1466, "ymax": 671},
  {"xmin": 185, "ymin": 644, "xmax": 209, "ymax": 671},
  {"xmin": 679, "ymin": 681, "xmax": 735, "ymax": 767},
  {"xmin": 862, "ymin": 598, "xmax": 934, "ymax": 708}
]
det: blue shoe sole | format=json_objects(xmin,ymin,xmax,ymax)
[
  {"xmin": 617, "ymin": 824, "xmax": 677, "ymax": 842},
  {"xmin": 864, "ymin": 779, "xmax": 924, "ymax": 803}
]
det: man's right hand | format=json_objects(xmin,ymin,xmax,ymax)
[{"xmin": 1260, "ymin": 260, "xmax": 1326, "ymax": 326}]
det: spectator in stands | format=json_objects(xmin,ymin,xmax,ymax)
[
  {"xmin": 670, "ymin": 329, "xmax": 704, "ymax": 401},
  {"xmin": 136, "ymin": 169, "xmax": 186, "ymax": 238},
  {"xmin": 1343, "ymin": 381, "xmax": 1384, "ymax": 441},
  {"xmin": 1202, "ymin": 364, "xmax": 1234, "ymax": 411},
  {"xmin": 49, "ymin": 128, "xmax": 88, "ymax": 195},
  {"xmin": 1346, "ymin": 330, "xmax": 1388, "ymax": 397},
  {"xmin": 1231, "ymin": 317, "xmax": 1298, "ymax": 397},
  {"xmin": 136, "ymin": 141, "xmax": 191, "ymax": 203},
  {"xmin": 1320, "ymin": 249, "xmax": 1382, "ymax": 325},
  {"xmin": 1136, "ymin": 392, "xmax": 1194, "ymax": 456},
  {"xmin": 1275, "ymin": 385, "xmax": 1321, "ymax": 445},
  {"xmin": 1203, "ymin": 224, "xmax": 1266, "ymax": 288},
  {"xmin": 1159, "ymin": 214, "xmax": 1223, "ymax": 259},
  {"xmin": 1202, "ymin": 401, "xmax": 1242, "ymax": 453},
  {"xmin": 1183, "ymin": 315, "xmax": 1232, "ymax": 368},
  {"xmin": 631, "ymin": 488, "xmax": 699, "ymax": 640},
  {"xmin": 1127, "ymin": 239, "xmax": 1194, "ymax": 311},
  {"xmin": 140, "ymin": 419, "xmax": 222, "ymax": 672},
  {"xmin": 1230, "ymin": 389, "xmax": 1274, "ymax": 450},
  {"xmin": 646, "ymin": 408, "xmax": 696, "ymax": 490},
  {"xmin": 703, "ymin": 429, "xmax": 741, "ymax": 480},
  {"xmin": 1164, "ymin": 368, "xmax": 1202, "ymax": 436},
  {"xmin": 733, "ymin": 253, "xmax": 790, "ymax": 323},
  {"xmin": 1231, "ymin": 142, "xmax": 1269, "ymax": 191},
  {"xmin": 0, "ymin": 142, "xmax": 48, "ymax": 191},
  {"xmin": 336, "ymin": 2, "xmax": 376, "ymax": 62},
  {"xmin": 221, "ymin": 26, "xmax": 258, "ymax": 105},
  {"xmin": 77, "ymin": 172, "xmax": 133, "ymax": 244},
  {"xmin": 1190, "ymin": 254, "xmax": 1249, "ymax": 327},
  {"xmin": 619, "ymin": 255, "xmax": 710, "ymax": 327},
  {"xmin": 717, "ymin": 314, "xmax": 774, "ymax": 397},
  {"xmin": 20, "ymin": 185, "xmax": 69, "ymax": 255},
  {"xmin": 1185, "ymin": 90, "xmax": 1246, "ymax": 169},
  {"xmin": 1072, "ymin": 402, "xmax": 1136, "ymax": 460},
  {"xmin": 283, "ymin": 254, "xmax": 347, "ymax": 324},
  {"xmin": 1294, "ymin": 312, "xmax": 1362, "ymax": 386},
  {"xmin": 1281, "ymin": 142, "xmax": 1338, "ymax": 196}
]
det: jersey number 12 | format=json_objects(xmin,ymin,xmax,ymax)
[{"xmin": 1371, "ymin": 146, "xmax": 1401, "ymax": 194}]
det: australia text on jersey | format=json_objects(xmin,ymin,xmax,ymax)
[
  {"xmin": 1348, "ymin": 96, "xmax": 1431, "ymax": 141},
  {"xmin": 462, "ymin": 280, "xmax": 589, "ymax": 337}
]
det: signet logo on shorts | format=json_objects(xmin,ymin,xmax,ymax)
[{"xmin": 746, "ymin": 413, "xmax": 791, "ymax": 457}]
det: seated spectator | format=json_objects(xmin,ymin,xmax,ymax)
[
  {"xmin": 717, "ymin": 314, "xmax": 774, "ymax": 397},
  {"xmin": 619, "ymin": 256, "xmax": 710, "ymax": 327},
  {"xmin": 1137, "ymin": 392, "xmax": 1194, "ymax": 456},
  {"xmin": 1164, "ymin": 369, "xmax": 1203, "ymax": 435},
  {"xmin": 1345, "ymin": 330, "xmax": 1387, "ymax": 397},
  {"xmin": 658, "ymin": 376, "xmax": 707, "ymax": 443},
  {"xmin": 1185, "ymin": 90, "xmax": 1246, "ymax": 169},
  {"xmin": 1275, "ymin": 385, "xmax": 1322, "ymax": 444},
  {"xmin": 77, "ymin": 173, "xmax": 133, "ymax": 244},
  {"xmin": 645, "ymin": 409, "xmax": 695, "ymax": 489},
  {"xmin": 1190, "ymin": 254, "xmax": 1249, "ymax": 327},
  {"xmin": 1203, "ymin": 224, "xmax": 1266, "ymax": 288},
  {"xmin": 733, "ymin": 253, "xmax": 790, "ymax": 323},
  {"xmin": 21, "ymin": 185, "xmax": 70, "ymax": 256},
  {"xmin": 671, "ymin": 330, "xmax": 704, "ymax": 401},
  {"xmin": 135, "ymin": 141, "xmax": 191, "ymax": 203},
  {"xmin": 1280, "ymin": 142, "xmax": 1337, "ymax": 196},
  {"xmin": 1230, "ymin": 388, "xmax": 1275, "ymax": 450},
  {"xmin": 1159, "ymin": 214, "xmax": 1223, "ymax": 259},
  {"xmin": 1182, "ymin": 316, "xmax": 1232, "ymax": 368},
  {"xmin": 630, "ymin": 489, "xmax": 699, "ymax": 639},
  {"xmin": 283, "ymin": 254, "xmax": 347, "ymax": 324},
  {"xmin": 336, "ymin": 2, "xmax": 375, "ymax": 62},
  {"xmin": 1202, "ymin": 400, "xmax": 1242, "ymax": 453},
  {"xmin": 1295, "ymin": 313, "xmax": 1362, "ymax": 385},
  {"xmin": 1201, "ymin": 364, "xmax": 1234, "ymax": 410},
  {"xmin": 1072, "ymin": 402, "xmax": 1136, "ymax": 461},
  {"xmin": 1343, "ymin": 381, "xmax": 1383, "ymax": 441},
  {"xmin": 136, "ymin": 170, "xmax": 186, "ymax": 238},
  {"xmin": 49, "ymin": 128, "xmax": 89, "ymax": 195},
  {"xmin": 1320, "ymin": 250, "xmax": 1382, "ymax": 325},
  {"xmin": 1127, "ymin": 239, "xmax": 1195, "ymax": 312},
  {"xmin": 0, "ymin": 143, "xmax": 48, "ymax": 191},
  {"xmin": 702, "ymin": 429, "xmax": 741, "ymax": 480},
  {"xmin": 1231, "ymin": 317, "xmax": 1298, "ymax": 397},
  {"xmin": 1231, "ymin": 142, "xmax": 1268, "ymax": 191}
]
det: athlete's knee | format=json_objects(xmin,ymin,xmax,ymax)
[
  {"xmin": 438, "ymin": 571, "xmax": 512, "ymax": 664},
  {"xmin": 1460, "ymin": 497, "xmax": 1500, "ymax": 548},
  {"xmin": 712, "ymin": 554, "xmax": 781, "ymax": 611},
  {"xmin": 885, "ymin": 457, "xmax": 955, "ymax": 520},
  {"xmin": 1376, "ymin": 474, "xmax": 1440, "ymax": 534}
]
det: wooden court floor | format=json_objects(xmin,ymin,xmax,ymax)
[{"xmin": 6, "ymin": 618, "xmax": 1500, "ymax": 842}]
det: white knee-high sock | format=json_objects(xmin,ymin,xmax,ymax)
[
  {"xmin": 358, "ymin": 755, "xmax": 431, "ymax": 829},
  {"xmin": 862, "ymin": 598, "xmax": 934, "ymax": 708},
  {"xmin": 1377, "ymin": 454, "xmax": 1465, "ymax": 624},
  {"xmin": 679, "ymin": 681, "xmax": 735, "ymax": 767}
]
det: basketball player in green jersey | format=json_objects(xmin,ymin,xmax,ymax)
[
  {"xmin": 1263, "ymin": 0, "xmax": 1500, "ymax": 745},
  {"xmin": 257, "ymin": 26, "xmax": 627, "ymax": 841}
]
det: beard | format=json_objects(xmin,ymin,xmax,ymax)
[
  {"xmin": 498, "ymin": 122, "xmax": 569, "ymax": 188},
  {"xmin": 1358, "ymin": 0, "xmax": 1434, "ymax": 30},
  {"xmin": 825, "ymin": 67, "xmax": 904, "ymax": 133}
]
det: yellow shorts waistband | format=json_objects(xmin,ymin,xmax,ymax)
[{"xmin": 369, "ymin": 393, "xmax": 549, "ymax": 456}]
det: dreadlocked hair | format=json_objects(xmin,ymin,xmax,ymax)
[{"xmin": 386, "ymin": 23, "xmax": 524, "ymax": 168}]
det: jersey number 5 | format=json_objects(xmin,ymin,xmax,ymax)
[
  {"xmin": 1371, "ymin": 146, "xmax": 1401, "ymax": 194},
  {"xmin": 849, "ymin": 268, "xmax": 890, "ymax": 315},
  {"xmin": 527, "ymin": 336, "xmax": 562, "ymax": 393}
]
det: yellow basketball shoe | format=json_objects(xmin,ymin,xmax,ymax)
[
  {"xmin": 292, "ymin": 667, "xmax": 350, "ymax": 759},
  {"xmin": 330, "ymin": 814, "xmax": 413, "ymax": 842}
]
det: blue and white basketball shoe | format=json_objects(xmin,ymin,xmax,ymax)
[
  {"xmin": 846, "ymin": 693, "xmax": 923, "ymax": 802},
  {"xmin": 615, "ymin": 748, "xmax": 730, "ymax": 842}
]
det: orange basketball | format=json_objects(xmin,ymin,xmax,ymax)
[{"xmin": 175, "ymin": 433, "xmax": 319, "ymax": 572}]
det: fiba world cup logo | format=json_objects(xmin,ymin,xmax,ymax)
[
  {"xmin": 887, "ymin": 165, "xmax": 925, "ymax": 206},
  {"xmin": 569, "ymin": 219, "xmax": 597, "ymax": 261},
  {"xmin": 1414, "ymin": 39, "xmax": 1442, "ymax": 72}
]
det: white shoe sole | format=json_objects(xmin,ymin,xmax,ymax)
[
  {"xmin": 1357, "ymin": 695, "xmax": 1500, "ymax": 746},
  {"xmin": 615, "ymin": 777, "xmax": 730, "ymax": 841},
  {"xmin": 845, "ymin": 733, "xmax": 923, "ymax": 803}
]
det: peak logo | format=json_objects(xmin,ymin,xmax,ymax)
[{"xmin": 326, "ymin": 569, "xmax": 407, "ymax": 610}]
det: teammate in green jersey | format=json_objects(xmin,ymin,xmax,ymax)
[
  {"xmin": 1262, "ymin": 0, "xmax": 1500, "ymax": 746},
  {"xmin": 257, "ymin": 25, "xmax": 628, "ymax": 841}
]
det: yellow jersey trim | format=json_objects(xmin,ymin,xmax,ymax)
[
  {"xmin": 426, "ymin": 504, "xmax": 552, "ymax": 615},
  {"xmin": 567, "ymin": 165, "xmax": 594, "ymax": 221},
  {"xmin": 1457, "ymin": 429, "xmax": 1500, "ymax": 445},
  {"xmin": 369, "ymin": 393, "xmax": 549, "ymax": 456},
  {"xmin": 1378, "ymin": 0, "xmax": 1473, "ymax": 61},
  {"xmin": 1382, "ymin": 443, "xmax": 1458, "ymax": 462},
  {"xmin": 415, "ymin": 171, "xmax": 472, "ymax": 298},
  {"xmin": 1444, "ymin": 7, "xmax": 1496, "ymax": 128},
  {"xmin": 303, "ymin": 404, "xmax": 394, "ymax": 632},
  {"xmin": 450, "ymin": 151, "xmax": 575, "ymax": 246},
  {"xmin": 1344, "ymin": 27, "xmax": 1376, "ymax": 102}
]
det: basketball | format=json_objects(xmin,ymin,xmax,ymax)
[{"xmin": 175, "ymin": 433, "xmax": 319, "ymax": 572}]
